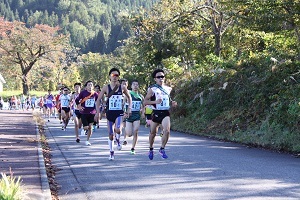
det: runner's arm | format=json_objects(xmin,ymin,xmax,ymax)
[
  {"xmin": 122, "ymin": 85, "xmax": 132, "ymax": 114},
  {"xmin": 95, "ymin": 85, "xmax": 107, "ymax": 116}
]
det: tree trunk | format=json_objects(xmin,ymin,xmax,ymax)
[
  {"xmin": 21, "ymin": 74, "xmax": 29, "ymax": 95},
  {"xmin": 214, "ymin": 33, "xmax": 221, "ymax": 57}
]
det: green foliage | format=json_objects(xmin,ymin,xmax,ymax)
[
  {"xmin": 0, "ymin": 0, "xmax": 157, "ymax": 53},
  {"xmin": 0, "ymin": 90, "xmax": 47, "ymax": 101},
  {"xmin": 0, "ymin": 172, "xmax": 23, "ymax": 200},
  {"xmin": 171, "ymin": 57, "xmax": 300, "ymax": 153}
]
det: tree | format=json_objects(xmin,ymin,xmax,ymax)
[
  {"xmin": 0, "ymin": 17, "xmax": 68, "ymax": 94},
  {"xmin": 79, "ymin": 52, "xmax": 111, "ymax": 87},
  {"xmin": 223, "ymin": 0, "xmax": 300, "ymax": 59}
]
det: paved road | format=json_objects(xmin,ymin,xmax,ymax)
[
  {"xmin": 0, "ymin": 110, "xmax": 51, "ymax": 200},
  {"xmin": 45, "ymin": 117, "xmax": 300, "ymax": 200}
]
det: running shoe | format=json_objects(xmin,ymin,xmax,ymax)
[
  {"xmin": 116, "ymin": 139, "xmax": 122, "ymax": 150},
  {"xmin": 159, "ymin": 149, "xmax": 168, "ymax": 159},
  {"xmin": 109, "ymin": 151, "xmax": 114, "ymax": 160},
  {"xmin": 85, "ymin": 141, "xmax": 91, "ymax": 146},
  {"xmin": 130, "ymin": 149, "xmax": 135, "ymax": 155},
  {"xmin": 80, "ymin": 129, "xmax": 85, "ymax": 136},
  {"xmin": 148, "ymin": 150, "xmax": 154, "ymax": 160},
  {"xmin": 123, "ymin": 140, "xmax": 127, "ymax": 146},
  {"xmin": 47, "ymin": 119, "xmax": 50, "ymax": 122},
  {"xmin": 160, "ymin": 132, "xmax": 164, "ymax": 137},
  {"xmin": 76, "ymin": 138, "xmax": 80, "ymax": 143}
]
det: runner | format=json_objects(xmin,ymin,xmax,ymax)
[
  {"xmin": 55, "ymin": 88, "xmax": 64, "ymax": 124},
  {"xmin": 30, "ymin": 95, "xmax": 37, "ymax": 111},
  {"xmin": 94, "ymin": 85, "xmax": 101, "ymax": 129},
  {"xmin": 59, "ymin": 87, "xmax": 71, "ymax": 130},
  {"xmin": 144, "ymin": 105, "xmax": 153, "ymax": 128},
  {"xmin": 120, "ymin": 78, "xmax": 129, "ymax": 145},
  {"xmin": 45, "ymin": 90, "xmax": 55, "ymax": 122},
  {"xmin": 95, "ymin": 68, "xmax": 132, "ymax": 160},
  {"xmin": 71, "ymin": 82, "xmax": 83, "ymax": 143},
  {"xmin": 25, "ymin": 95, "xmax": 31, "ymax": 110},
  {"xmin": 124, "ymin": 80, "xmax": 144, "ymax": 155},
  {"xmin": 38, "ymin": 95, "xmax": 44, "ymax": 112},
  {"xmin": 143, "ymin": 68, "xmax": 177, "ymax": 160},
  {"xmin": 20, "ymin": 94, "xmax": 26, "ymax": 111},
  {"xmin": 75, "ymin": 80, "xmax": 98, "ymax": 146}
]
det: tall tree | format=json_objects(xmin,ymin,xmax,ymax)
[{"xmin": 0, "ymin": 17, "xmax": 68, "ymax": 94}]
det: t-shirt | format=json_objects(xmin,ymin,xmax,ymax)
[{"xmin": 75, "ymin": 90, "xmax": 98, "ymax": 114}]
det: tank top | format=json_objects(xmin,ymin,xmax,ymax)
[
  {"xmin": 107, "ymin": 84, "xmax": 123, "ymax": 111},
  {"xmin": 150, "ymin": 84, "xmax": 172, "ymax": 110},
  {"xmin": 130, "ymin": 91, "xmax": 143, "ymax": 112}
]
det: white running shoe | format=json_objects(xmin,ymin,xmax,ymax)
[
  {"xmin": 109, "ymin": 151, "xmax": 114, "ymax": 160},
  {"xmin": 80, "ymin": 129, "xmax": 85, "ymax": 136},
  {"xmin": 85, "ymin": 141, "xmax": 91, "ymax": 146},
  {"xmin": 117, "ymin": 143, "xmax": 122, "ymax": 151}
]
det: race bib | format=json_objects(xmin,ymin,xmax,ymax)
[
  {"xmin": 46, "ymin": 99, "xmax": 52, "ymax": 104},
  {"xmin": 108, "ymin": 95, "xmax": 122, "ymax": 110},
  {"xmin": 61, "ymin": 99, "xmax": 69, "ymax": 107},
  {"xmin": 156, "ymin": 94, "xmax": 170, "ymax": 110},
  {"xmin": 85, "ymin": 98, "xmax": 95, "ymax": 107},
  {"xmin": 131, "ymin": 101, "xmax": 141, "ymax": 112}
]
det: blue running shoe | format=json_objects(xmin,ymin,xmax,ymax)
[
  {"xmin": 148, "ymin": 150, "xmax": 154, "ymax": 160},
  {"xmin": 159, "ymin": 149, "xmax": 168, "ymax": 159}
]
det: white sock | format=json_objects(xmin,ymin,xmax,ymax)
[{"xmin": 108, "ymin": 139, "xmax": 113, "ymax": 151}]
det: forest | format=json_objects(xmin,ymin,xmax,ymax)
[{"xmin": 0, "ymin": 0, "xmax": 299, "ymax": 153}]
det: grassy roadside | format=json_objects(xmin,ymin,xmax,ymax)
[{"xmin": 0, "ymin": 90, "xmax": 47, "ymax": 101}]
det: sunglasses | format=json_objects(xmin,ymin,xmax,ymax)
[
  {"xmin": 63, "ymin": 90, "xmax": 68, "ymax": 91},
  {"xmin": 111, "ymin": 74, "xmax": 119, "ymax": 77},
  {"xmin": 155, "ymin": 75, "xmax": 165, "ymax": 79}
]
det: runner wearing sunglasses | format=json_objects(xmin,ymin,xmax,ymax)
[{"xmin": 143, "ymin": 68, "xmax": 177, "ymax": 160}]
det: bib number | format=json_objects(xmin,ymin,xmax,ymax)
[
  {"xmin": 132, "ymin": 101, "xmax": 141, "ymax": 111},
  {"xmin": 85, "ymin": 98, "xmax": 95, "ymax": 107},
  {"xmin": 108, "ymin": 95, "xmax": 122, "ymax": 110}
]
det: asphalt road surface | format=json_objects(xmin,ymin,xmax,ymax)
[{"xmin": 44, "ymin": 116, "xmax": 300, "ymax": 200}]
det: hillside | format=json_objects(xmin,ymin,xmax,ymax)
[
  {"xmin": 0, "ymin": 0, "xmax": 157, "ymax": 53},
  {"xmin": 171, "ymin": 56, "xmax": 300, "ymax": 154}
]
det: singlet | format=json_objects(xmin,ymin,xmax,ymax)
[
  {"xmin": 59, "ymin": 94, "xmax": 71, "ymax": 108},
  {"xmin": 150, "ymin": 84, "xmax": 172, "ymax": 110},
  {"xmin": 46, "ymin": 94, "xmax": 54, "ymax": 105},
  {"xmin": 107, "ymin": 85, "xmax": 123, "ymax": 111},
  {"xmin": 72, "ymin": 93, "xmax": 79, "ymax": 110},
  {"xmin": 130, "ymin": 91, "xmax": 143, "ymax": 112}
]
